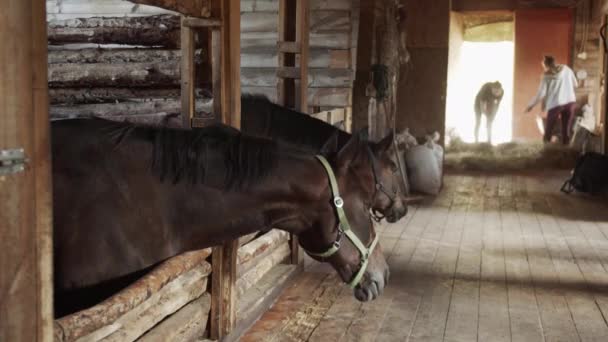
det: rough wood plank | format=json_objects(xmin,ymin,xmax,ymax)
[
  {"xmin": 242, "ymin": 86, "xmax": 351, "ymax": 107},
  {"xmin": 0, "ymin": 0, "xmax": 51, "ymax": 340},
  {"xmin": 516, "ymin": 179, "xmax": 580, "ymax": 342},
  {"xmin": 137, "ymin": 293, "xmax": 211, "ymax": 342},
  {"xmin": 277, "ymin": 41, "xmax": 300, "ymax": 53},
  {"xmin": 47, "ymin": 49, "xmax": 184, "ymax": 64},
  {"xmin": 180, "ymin": 16, "xmax": 195, "ymax": 128},
  {"xmin": 80, "ymin": 267, "xmax": 210, "ymax": 342},
  {"xmin": 48, "ymin": 62, "xmax": 181, "ymax": 88},
  {"xmin": 296, "ymin": 0, "xmax": 310, "ymax": 113},
  {"xmin": 443, "ymin": 178, "xmax": 485, "ymax": 342},
  {"xmin": 210, "ymin": 241, "xmax": 239, "ymax": 340},
  {"xmin": 245, "ymin": 68, "xmax": 353, "ymax": 88},
  {"xmin": 236, "ymin": 243, "xmax": 291, "ymax": 298},
  {"xmin": 54, "ymin": 249, "xmax": 211, "ymax": 342},
  {"xmin": 50, "ymin": 98, "xmax": 212, "ymax": 119},
  {"xmin": 228, "ymin": 264, "xmax": 301, "ymax": 342},
  {"xmin": 182, "ymin": 17, "xmax": 221, "ymax": 27},
  {"xmin": 276, "ymin": 66, "xmax": 301, "ymax": 79},
  {"xmin": 47, "ymin": 15, "xmax": 181, "ymax": 47},
  {"xmin": 500, "ymin": 176, "xmax": 545, "ymax": 342},
  {"xmin": 240, "ymin": 272, "xmax": 328, "ymax": 342},
  {"xmin": 477, "ymin": 188, "xmax": 511, "ymax": 342},
  {"xmin": 407, "ymin": 184, "xmax": 460, "ymax": 342},
  {"xmin": 237, "ymin": 230, "xmax": 289, "ymax": 270},
  {"xmin": 241, "ymin": 11, "xmax": 350, "ymax": 33},
  {"xmin": 241, "ymin": 0, "xmax": 352, "ymax": 12},
  {"xmin": 127, "ymin": 0, "xmax": 211, "ymax": 17},
  {"xmin": 48, "ymin": 88, "xmax": 183, "ymax": 105}
]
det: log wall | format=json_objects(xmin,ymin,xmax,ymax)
[{"xmin": 47, "ymin": 0, "xmax": 359, "ymax": 122}]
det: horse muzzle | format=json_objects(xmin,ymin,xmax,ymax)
[
  {"xmin": 385, "ymin": 201, "xmax": 408, "ymax": 223},
  {"xmin": 353, "ymin": 268, "xmax": 389, "ymax": 302}
]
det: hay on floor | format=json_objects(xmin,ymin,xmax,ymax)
[{"xmin": 444, "ymin": 140, "xmax": 580, "ymax": 172}]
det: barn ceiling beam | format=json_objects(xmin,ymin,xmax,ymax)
[{"xmin": 128, "ymin": 0, "xmax": 212, "ymax": 17}]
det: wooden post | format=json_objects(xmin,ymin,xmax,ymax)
[
  {"xmin": 0, "ymin": 0, "xmax": 53, "ymax": 341},
  {"xmin": 209, "ymin": 0, "xmax": 241, "ymax": 339},
  {"xmin": 351, "ymin": 0, "xmax": 377, "ymax": 132},
  {"xmin": 180, "ymin": 17, "xmax": 195, "ymax": 128},
  {"xmin": 278, "ymin": 0, "xmax": 309, "ymax": 266},
  {"xmin": 296, "ymin": 0, "xmax": 309, "ymax": 113}
]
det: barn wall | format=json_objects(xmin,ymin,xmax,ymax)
[
  {"xmin": 397, "ymin": 0, "xmax": 450, "ymax": 141},
  {"xmin": 513, "ymin": 8, "xmax": 573, "ymax": 141},
  {"xmin": 47, "ymin": 0, "xmax": 358, "ymax": 122}
]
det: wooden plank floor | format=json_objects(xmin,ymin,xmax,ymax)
[{"xmin": 241, "ymin": 171, "xmax": 608, "ymax": 342}]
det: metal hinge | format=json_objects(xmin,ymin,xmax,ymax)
[{"xmin": 0, "ymin": 148, "xmax": 27, "ymax": 176}]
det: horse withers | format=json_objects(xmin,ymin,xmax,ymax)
[{"xmin": 52, "ymin": 118, "xmax": 398, "ymax": 315}]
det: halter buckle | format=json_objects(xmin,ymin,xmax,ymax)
[{"xmin": 334, "ymin": 196, "xmax": 344, "ymax": 208}]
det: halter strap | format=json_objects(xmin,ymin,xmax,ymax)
[{"xmin": 306, "ymin": 155, "xmax": 380, "ymax": 289}]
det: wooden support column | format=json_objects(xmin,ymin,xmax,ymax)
[
  {"xmin": 351, "ymin": 0, "xmax": 377, "ymax": 132},
  {"xmin": 278, "ymin": 0, "xmax": 309, "ymax": 266},
  {"xmin": 209, "ymin": 0, "xmax": 240, "ymax": 339},
  {"xmin": 180, "ymin": 17, "xmax": 221, "ymax": 128},
  {"xmin": 295, "ymin": 0, "xmax": 309, "ymax": 113},
  {"xmin": 180, "ymin": 17, "xmax": 195, "ymax": 128},
  {"xmin": 0, "ymin": 0, "xmax": 53, "ymax": 341}
]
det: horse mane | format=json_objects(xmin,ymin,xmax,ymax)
[
  {"xmin": 99, "ymin": 118, "xmax": 279, "ymax": 190},
  {"xmin": 241, "ymin": 94, "xmax": 351, "ymax": 150}
]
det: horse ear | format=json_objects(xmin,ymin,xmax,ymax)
[
  {"xmin": 320, "ymin": 130, "xmax": 340, "ymax": 155},
  {"xmin": 336, "ymin": 128, "xmax": 366, "ymax": 168},
  {"xmin": 373, "ymin": 132, "xmax": 395, "ymax": 155}
]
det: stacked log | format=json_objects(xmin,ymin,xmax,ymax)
[
  {"xmin": 53, "ymin": 249, "xmax": 212, "ymax": 342},
  {"xmin": 48, "ymin": 15, "xmax": 181, "ymax": 47},
  {"xmin": 47, "ymin": 1, "xmax": 357, "ymax": 119}
]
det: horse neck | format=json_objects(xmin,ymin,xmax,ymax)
[{"xmin": 175, "ymin": 152, "xmax": 332, "ymax": 252}]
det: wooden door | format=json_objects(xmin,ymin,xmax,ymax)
[
  {"xmin": 513, "ymin": 8, "xmax": 573, "ymax": 141},
  {"xmin": 0, "ymin": 0, "xmax": 53, "ymax": 341}
]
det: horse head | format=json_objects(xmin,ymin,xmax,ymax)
[{"xmin": 299, "ymin": 129, "xmax": 404, "ymax": 302}]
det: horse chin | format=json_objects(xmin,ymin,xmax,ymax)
[{"xmin": 353, "ymin": 270, "xmax": 387, "ymax": 302}]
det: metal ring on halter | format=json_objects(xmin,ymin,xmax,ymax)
[{"xmin": 334, "ymin": 196, "xmax": 344, "ymax": 208}]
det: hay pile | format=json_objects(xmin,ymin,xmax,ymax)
[{"xmin": 444, "ymin": 139, "xmax": 580, "ymax": 172}]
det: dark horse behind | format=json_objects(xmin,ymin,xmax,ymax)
[
  {"xmin": 240, "ymin": 94, "xmax": 408, "ymax": 222},
  {"xmin": 52, "ymin": 118, "xmax": 406, "ymax": 316}
]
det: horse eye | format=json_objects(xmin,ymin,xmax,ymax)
[{"xmin": 390, "ymin": 161, "xmax": 398, "ymax": 172}]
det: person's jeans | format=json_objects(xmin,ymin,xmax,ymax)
[{"xmin": 545, "ymin": 102, "xmax": 576, "ymax": 144}]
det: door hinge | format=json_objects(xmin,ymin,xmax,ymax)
[{"xmin": 0, "ymin": 148, "xmax": 28, "ymax": 176}]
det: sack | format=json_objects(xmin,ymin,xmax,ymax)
[
  {"xmin": 561, "ymin": 152, "xmax": 608, "ymax": 195},
  {"xmin": 405, "ymin": 132, "xmax": 443, "ymax": 195}
]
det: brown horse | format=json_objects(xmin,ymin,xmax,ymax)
[
  {"xmin": 240, "ymin": 94, "xmax": 409, "ymax": 220},
  {"xmin": 52, "ymin": 118, "xmax": 405, "ymax": 315}
]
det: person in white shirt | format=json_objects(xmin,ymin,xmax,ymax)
[{"xmin": 525, "ymin": 55, "xmax": 578, "ymax": 144}]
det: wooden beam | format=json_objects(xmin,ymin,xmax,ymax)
[
  {"xmin": 277, "ymin": 41, "xmax": 301, "ymax": 53},
  {"xmin": 182, "ymin": 17, "xmax": 221, "ymax": 28},
  {"xmin": 210, "ymin": 0, "xmax": 241, "ymax": 339},
  {"xmin": 296, "ymin": 0, "xmax": 310, "ymax": 114},
  {"xmin": 180, "ymin": 16, "xmax": 195, "ymax": 128},
  {"xmin": 211, "ymin": 28, "xmax": 222, "ymax": 120},
  {"xmin": 48, "ymin": 15, "xmax": 181, "ymax": 48},
  {"xmin": 277, "ymin": 66, "xmax": 302, "ymax": 79},
  {"xmin": 0, "ymin": 0, "xmax": 53, "ymax": 341},
  {"xmin": 351, "ymin": 0, "xmax": 377, "ymax": 131},
  {"xmin": 128, "ymin": 0, "xmax": 212, "ymax": 17}
]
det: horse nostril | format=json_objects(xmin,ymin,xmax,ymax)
[{"xmin": 384, "ymin": 269, "xmax": 390, "ymax": 285}]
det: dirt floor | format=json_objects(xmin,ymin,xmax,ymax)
[{"xmin": 241, "ymin": 170, "xmax": 608, "ymax": 342}]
